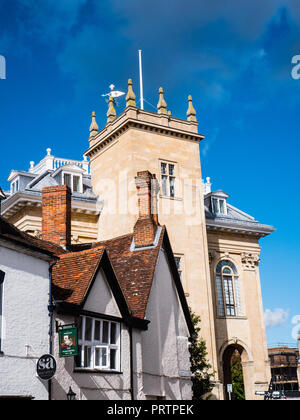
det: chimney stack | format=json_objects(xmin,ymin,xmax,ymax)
[
  {"xmin": 133, "ymin": 171, "xmax": 159, "ymax": 248},
  {"xmin": 42, "ymin": 185, "xmax": 71, "ymax": 247}
]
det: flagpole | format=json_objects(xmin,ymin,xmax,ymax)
[{"xmin": 138, "ymin": 50, "xmax": 144, "ymax": 110}]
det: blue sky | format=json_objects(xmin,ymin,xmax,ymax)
[{"xmin": 0, "ymin": 0, "xmax": 299, "ymax": 347}]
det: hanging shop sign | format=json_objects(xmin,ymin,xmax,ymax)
[
  {"xmin": 36, "ymin": 354, "xmax": 56, "ymax": 380},
  {"xmin": 58, "ymin": 326, "xmax": 78, "ymax": 358}
]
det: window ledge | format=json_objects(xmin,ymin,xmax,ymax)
[
  {"xmin": 217, "ymin": 316, "xmax": 247, "ymax": 320},
  {"xmin": 159, "ymin": 195, "xmax": 182, "ymax": 201},
  {"xmin": 74, "ymin": 368, "xmax": 122, "ymax": 375}
]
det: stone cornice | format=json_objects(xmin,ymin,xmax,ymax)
[
  {"xmin": 85, "ymin": 107, "xmax": 205, "ymax": 159},
  {"xmin": 206, "ymin": 219, "xmax": 274, "ymax": 238},
  {"xmin": 2, "ymin": 193, "xmax": 100, "ymax": 218}
]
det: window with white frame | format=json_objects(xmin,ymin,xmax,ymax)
[
  {"xmin": 11, "ymin": 179, "xmax": 19, "ymax": 194},
  {"xmin": 0, "ymin": 270, "xmax": 5, "ymax": 353},
  {"xmin": 215, "ymin": 260, "xmax": 242, "ymax": 317},
  {"xmin": 75, "ymin": 316, "xmax": 120, "ymax": 371},
  {"xmin": 211, "ymin": 197, "xmax": 227, "ymax": 215},
  {"xmin": 62, "ymin": 172, "xmax": 82, "ymax": 193},
  {"xmin": 174, "ymin": 255, "xmax": 183, "ymax": 281},
  {"xmin": 160, "ymin": 161, "xmax": 176, "ymax": 198}
]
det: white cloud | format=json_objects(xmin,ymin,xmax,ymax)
[{"xmin": 264, "ymin": 308, "xmax": 289, "ymax": 328}]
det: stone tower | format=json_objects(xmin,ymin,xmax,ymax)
[
  {"xmin": 85, "ymin": 82, "xmax": 220, "ymax": 394},
  {"xmin": 84, "ymin": 80, "xmax": 273, "ymax": 399}
]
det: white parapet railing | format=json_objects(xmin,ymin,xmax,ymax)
[{"xmin": 29, "ymin": 148, "xmax": 90, "ymax": 175}]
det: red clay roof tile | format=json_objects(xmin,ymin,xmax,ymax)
[{"xmin": 52, "ymin": 227, "xmax": 165, "ymax": 319}]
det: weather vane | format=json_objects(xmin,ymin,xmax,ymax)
[{"xmin": 101, "ymin": 84, "xmax": 125, "ymax": 106}]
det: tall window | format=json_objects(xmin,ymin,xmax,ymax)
[
  {"xmin": 0, "ymin": 270, "xmax": 5, "ymax": 353},
  {"xmin": 160, "ymin": 162, "xmax": 176, "ymax": 198},
  {"xmin": 215, "ymin": 260, "xmax": 242, "ymax": 317},
  {"xmin": 11, "ymin": 179, "xmax": 19, "ymax": 194},
  {"xmin": 174, "ymin": 256, "xmax": 182, "ymax": 281},
  {"xmin": 75, "ymin": 316, "xmax": 120, "ymax": 371}
]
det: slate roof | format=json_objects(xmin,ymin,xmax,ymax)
[
  {"xmin": 204, "ymin": 190, "xmax": 275, "ymax": 236},
  {"xmin": 4, "ymin": 169, "xmax": 97, "ymax": 202},
  {"xmin": 2, "ymin": 160, "xmax": 99, "ymax": 220}
]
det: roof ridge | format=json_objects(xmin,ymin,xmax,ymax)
[
  {"xmin": 59, "ymin": 245, "xmax": 105, "ymax": 258},
  {"xmin": 96, "ymin": 231, "xmax": 134, "ymax": 245}
]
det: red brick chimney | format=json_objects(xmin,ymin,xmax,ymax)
[
  {"xmin": 133, "ymin": 171, "xmax": 159, "ymax": 248},
  {"xmin": 42, "ymin": 185, "xmax": 71, "ymax": 247}
]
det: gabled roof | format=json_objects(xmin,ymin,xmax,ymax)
[
  {"xmin": 52, "ymin": 227, "xmax": 194, "ymax": 335},
  {"xmin": 0, "ymin": 215, "xmax": 66, "ymax": 257},
  {"xmin": 96, "ymin": 231, "xmax": 164, "ymax": 319},
  {"xmin": 52, "ymin": 230, "xmax": 163, "ymax": 319},
  {"xmin": 52, "ymin": 246, "xmax": 137, "ymax": 327},
  {"xmin": 52, "ymin": 246, "xmax": 106, "ymax": 304}
]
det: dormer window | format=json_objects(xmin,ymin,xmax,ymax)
[
  {"xmin": 212, "ymin": 197, "xmax": 227, "ymax": 215},
  {"xmin": 63, "ymin": 172, "xmax": 82, "ymax": 193},
  {"xmin": 11, "ymin": 179, "xmax": 19, "ymax": 194}
]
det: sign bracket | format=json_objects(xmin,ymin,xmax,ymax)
[{"xmin": 56, "ymin": 320, "xmax": 78, "ymax": 334}]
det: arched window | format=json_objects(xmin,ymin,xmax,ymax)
[
  {"xmin": 215, "ymin": 260, "xmax": 242, "ymax": 317},
  {"xmin": 0, "ymin": 270, "xmax": 5, "ymax": 353}
]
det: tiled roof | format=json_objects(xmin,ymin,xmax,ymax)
[
  {"xmin": 96, "ymin": 228, "xmax": 164, "ymax": 319},
  {"xmin": 52, "ymin": 228, "xmax": 165, "ymax": 319},
  {"xmin": 52, "ymin": 246, "xmax": 105, "ymax": 304},
  {"xmin": 0, "ymin": 215, "xmax": 66, "ymax": 256},
  {"xmin": 1, "ymin": 217, "xmax": 193, "ymax": 333}
]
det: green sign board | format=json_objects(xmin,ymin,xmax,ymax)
[{"xmin": 59, "ymin": 327, "xmax": 78, "ymax": 358}]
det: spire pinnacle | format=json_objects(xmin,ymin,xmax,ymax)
[
  {"xmin": 157, "ymin": 87, "xmax": 167, "ymax": 115},
  {"xmin": 126, "ymin": 79, "xmax": 136, "ymax": 107},
  {"xmin": 89, "ymin": 111, "xmax": 99, "ymax": 138},
  {"xmin": 186, "ymin": 95, "xmax": 197, "ymax": 122},
  {"xmin": 107, "ymin": 96, "xmax": 116, "ymax": 124}
]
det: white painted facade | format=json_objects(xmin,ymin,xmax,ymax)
[
  {"xmin": 0, "ymin": 240, "xmax": 51, "ymax": 400},
  {"xmin": 52, "ymin": 269, "xmax": 132, "ymax": 401},
  {"xmin": 52, "ymin": 251, "xmax": 192, "ymax": 400},
  {"xmin": 135, "ymin": 249, "xmax": 192, "ymax": 400}
]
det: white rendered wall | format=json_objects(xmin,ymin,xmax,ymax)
[
  {"xmin": 52, "ymin": 269, "xmax": 132, "ymax": 400},
  {"xmin": 137, "ymin": 249, "xmax": 192, "ymax": 400},
  {"xmin": 0, "ymin": 244, "xmax": 50, "ymax": 400}
]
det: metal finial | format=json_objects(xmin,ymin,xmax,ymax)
[
  {"xmin": 126, "ymin": 79, "xmax": 136, "ymax": 108},
  {"xmin": 187, "ymin": 95, "xmax": 197, "ymax": 122},
  {"xmin": 157, "ymin": 87, "xmax": 167, "ymax": 115}
]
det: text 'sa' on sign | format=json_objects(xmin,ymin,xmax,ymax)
[{"xmin": 36, "ymin": 354, "xmax": 56, "ymax": 380}]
